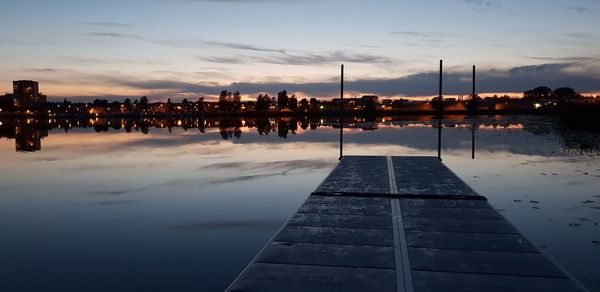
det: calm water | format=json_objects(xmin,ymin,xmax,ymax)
[{"xmin": 1, "ymin": 115, "xmax": 599, "ymax": 291}]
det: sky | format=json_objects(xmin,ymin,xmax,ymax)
[{"xmin": 1, "ymin": 0, "xmax": 599, "ymax": 101}]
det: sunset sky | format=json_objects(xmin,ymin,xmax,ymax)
[{"xmin": 1, "ymin": 0, "xmax": 599, "ymax": 101}]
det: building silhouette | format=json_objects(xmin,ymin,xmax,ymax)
[{"xmin": 12, "ymin": 80, "xmax": 46, "ymax": 110}]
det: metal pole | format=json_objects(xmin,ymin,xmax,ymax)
[
  {"xmin": 339, "ymin": 64, "xmax": 344, "ymax": 160},
  {"xmin": 472, "ymin": 65, "xmax": 476, "ymax": 100},
  {"xmin": 437, "ymin": 60, "xmax": 443, "ymax": 160}
]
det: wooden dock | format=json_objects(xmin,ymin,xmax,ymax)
[{"xmin": 227, "ymin": 156, "xmax": 587, "ymax": 292}]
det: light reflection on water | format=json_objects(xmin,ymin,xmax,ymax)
[{"xmin": 0, "ymin": 115, "xmax": 599, "ymax": 291}]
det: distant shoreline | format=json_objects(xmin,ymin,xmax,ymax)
[{"xmin": 1, "ymin": 106, "xmax": 599, "ymax": 119}]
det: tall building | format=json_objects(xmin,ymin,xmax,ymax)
[{"xmin": 12, "ymin": 80, "xmax": 46, "ymax": 110}]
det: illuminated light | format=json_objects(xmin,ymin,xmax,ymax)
[
  {"xmin": 320, "ymin": 105, "xmax": 324, "ymax": 109},
  {"xmin": 26, "ymin": 110, "xmax": 31, "ymax": 113},
  {"xmin": 534, "ymin": 103, "xmax": 542, "ymax": 109},
  {"xmin": 48, "ymin": 110, "xmax": 51, "ymax": 113},
  {"xmin": 0, "ymin": 121, "xmax": 2, "ymax": 126},
  {"xmin": 177, "ymin": 120, "xmax": 182, "ymax": 126}
]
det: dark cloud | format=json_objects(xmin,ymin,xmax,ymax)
[
  {"xmin": 79, "ymin": 22, "xmax": 135, "ymax": 27},
  {"xmin": 204, "ymin": 41, "xmax": 284, "ymax": 53},
  {"xmin": 526, "ymin": 56, "xmax": 595, "ymax": 62}
]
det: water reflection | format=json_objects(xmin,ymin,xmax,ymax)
[
  {"xmin": 2, "ymin": 115, "xmax": 598, "ymax": 156},
  {"xmin": 1, "ymin": 115, "xmax": 599, "ymax": 291}
]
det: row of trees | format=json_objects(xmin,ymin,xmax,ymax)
[
  {"xmin": 523, "ymin": 86, "xmax": 582, "ymax": 103},
  {"xmin": 219, "ymin": 90, "xmax": 320, "ymax": 112}
]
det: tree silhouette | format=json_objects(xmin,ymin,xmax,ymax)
[
  {"xmin": 233, "ymin": 91, "xmax": 242, "ymax": 112},
  {"xmin": 523, "ymin": 86, "xmax": 552, "ymax": 101},
  {"xmin": 553, "ymin": 87, "xmax": 579, "ymax": 103},
  {"xmin": 309, "ymin": 98, "xmax": 319, "ymax": 111},
  {"xmin": 167, "ymin": 98, "xmax": 173, "ymax": 112},
  {"xmin": 256, "ymin": 94, "xmax": 272, "ymax": 111},
  {"xmin": 289, "ymin": 94, "xmax": 298, "ymax": 111},
  {"xmin": 123, "ymin": 98, "xmax": 132, "ymax": 113},
  {"xmin": 277, "ymin": 90, "xmax": 289, "ymax": 110},
  {"xmin": 299, "ymin": 98, "xmax": 309, "ymax": 111},
  {"xmin": 197, "ymin": 97, "xmax": 205, "ymax": 113},
  {"xmin": 218, "ymin": 90, "xmax": 232, "ymax": 112}
]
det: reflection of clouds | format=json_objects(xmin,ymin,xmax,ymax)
[
  {"xmin": 89, "ymin": 187, "xmax": 149, "ymax": 195},
  {"xmin": 202, "ymin": 159, "xmax": 336, "ymax": 172},
  {"xmin": 63, "ymin": 162, "xmax": 165, "ymax": 172},
  {"xmin": 156, "ymin": 171, "xmax": 295, "ymax": 188},
  {"xmin": 33, "ymin": 157, "xmax": 60, "ymax": 162},
  {"xmin": 168, "ymin": 220, "xmax": 280, "ymax": 231},
  {"xmin": 92, "ymin": 199, "xmax": 141, "ymax": 206}
]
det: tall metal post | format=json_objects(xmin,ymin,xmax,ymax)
[
  {"xmin": 437, "ymin": 60, "xmax": 443, "ymax": 160},
  {"xmin": 472, "ymin": 65, "xmax": 476, "ymax": 100},
  {"xmin": 339, "ymin": 64, "xmax": 344, "ymax": 160}
]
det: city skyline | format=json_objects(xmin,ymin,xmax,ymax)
[{"xmin": 2, "ymin": 0, "xmax": 600, "ymax": 101}]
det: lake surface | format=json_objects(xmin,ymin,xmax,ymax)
[{"xmin": 1, "ymin": 115, "xmax": 599, "ymax": 291}]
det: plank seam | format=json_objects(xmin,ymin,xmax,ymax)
[
  {"xmin": 387, "ymin": 156, "xmax": 399, "ymax": 194},
  {"xmin": 252, "ymin": 261, "xmax": 396, "ymax": 271},
  {"xmin": 389, "ymin": 156, "xmax": 414, "ymax": 292},
  {"xmin": 271, "ymin": 240, "xmax": 394, "ymax": 247},
  {"xmin": 391, "ymin": 199, "xmax": 406, "ymax": 292},
  {"xmin": 395, "ymin": 200, "xmax": 415, "ymax": 292}
]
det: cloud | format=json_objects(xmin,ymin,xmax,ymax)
[
  {"xmin": 198, "ymin": 50, "xmax": 393, "ymax": 65},
  {"xmin": 204, "ymin": 40, "xmax": 284, "ymax": 53},
  {"xmin": 79, "ymin": 21, "xmax": 135, "ymax": 27},
  {"xmin": 82, "ymin": 32, "xmax": 142, "ymax": 40},
  {"xmin": 56, "ymin": 57, "xmax": 165, "ymax": 65},
  {"xmin": 462, "ymin": 0, "xmax": 501, "ymax": 11}
]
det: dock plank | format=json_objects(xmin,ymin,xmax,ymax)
[
  {"xmin": 230, "ymin": 263, "xmax": 396, "ymax": 292},
  {"xmin": 411, "ymin": 270, "xmax": 581, "ymax": 292},
  {"xmin": 275, "ymin": 226, "xmax": 394, "ymax": 246},
  {"xmin": 405, "ymin": 231, "xmax": 538, "ymax": 252},
  {"xmin": 287, "ymin": 214, "xmax": 392, "ymax": 229},
  {"xmin": 257, "ymin": 242, "xmax": 396, "ymax": 269},
  {"xmin": 408, "ymin": 247, "xmax": 566, "ymax": 278},
  {"xmin": 403, "ymin": 217, "xmax": 518, "ymax": 234}
]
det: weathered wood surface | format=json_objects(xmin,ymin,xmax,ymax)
[{"xmin": 227, "ymin": 156, "xmax": 587, "ymax": 292}]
